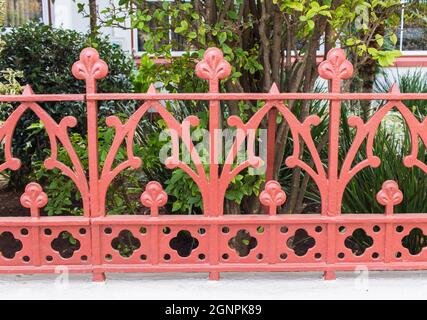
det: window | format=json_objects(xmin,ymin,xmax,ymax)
[
  {"xmin": 399, "ymin": 17, "xmax": 427, "ymax": 52},
  {"xmin": 134, "ymin": 0, "xmax": 188, "ymax": 56},
  {"xmin": 401, "ymin": 25, "xmax": 426, "ymax": 51},
  {"xmin": 4, "ymin": 0, "xmax": 49, "ymax": 28},
  {"xmin": 398, "ymin": 3, "xmax": 427, "ymax": 53}
]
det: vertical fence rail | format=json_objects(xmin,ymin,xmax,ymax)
[
  {"xmin": 0, "ymin": 47, "xmax": 426, "ymax": 281},
  {"xmin": 320, "ymin": 49, "xmax": 354, "ymax": 280},
  {"xmin": 72, "ymin": 48, "xmax": 109, "ymax": 281}
]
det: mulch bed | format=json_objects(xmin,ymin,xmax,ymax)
[
  {"xmin": 0, "ymin": 190, "xmax": 29, "ymax": 217},
  {"xmin": 0, "ymin": 190, "xmax": 321, "ymax": 217}
]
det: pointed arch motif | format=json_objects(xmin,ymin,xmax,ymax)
[{"xmin": 0, "ymin": 86, "xmax": 90, "ymax": 214}]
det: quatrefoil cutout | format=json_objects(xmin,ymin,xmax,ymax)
[
  {"xmin": 402, "ymin": 228, "xmax": 427, "ymax": 255},
  {"xmin": 111, "ymin": 230, "xmax": 141, "ymax": 258},
  {"xmin": 344, "ymin": 228, "xmax": 373, "ymax": 256},
  {"xmin": 51, "ymin": 231, "xmax": 81, "ymax": 259},
  {"xmin": 228, "ymin": 229, "xmax": 258, "ymax": 257},
  {"xmin": 0, "ymin": 231, "xmax": 23, "ymax": 259},
  {"xmin": 169, "ymin": 230, "xmax": 199, "ymax": 257},
  {"xmin": 286, "ymin": 229, "xmax": 315, "ymax": 256}
]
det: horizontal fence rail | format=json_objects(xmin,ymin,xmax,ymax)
[
  {"xmin": 0, "ymin": 47, "xmax": 427, "ymax": 281},
  {"xmin": 84, "ymin": 93, "xmax": 427, "ymax": 100}
]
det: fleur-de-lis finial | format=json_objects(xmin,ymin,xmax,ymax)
[
  {"xmin": 318, "ymin": 48, "xmax": 354, "ymax": 82},
  {"xmin": 20, "ymin": 182, "xmax": 48, "ymax": 217},
  {"xmin": 376, "ymin": 180, "xmax": 403, "ymax": 215},
  {"xmin": 259, "ymin": 180, "xmax": 286, "ymax": 215},
  {"xmin": 195, "ymin": 48, "xmax": 231, "ymax": 91},
  {"xmin": 72, "ymin": 48, "xmax": 108, "ymax": 82},
  {"xmin": 140, "ymin": 181, "xmax": 168, "ymax": 216}
]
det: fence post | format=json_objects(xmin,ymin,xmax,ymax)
[
  {"xmin": 318, "ymin": 48, "xmax": 354, "ymax": 280},
  {"xmin": 72, "ymin": 48, "xmax": 108, "ymax": 282},
  {"xmin": 195, "ymin": 48, "xmax": 231, "ymax": 280}
]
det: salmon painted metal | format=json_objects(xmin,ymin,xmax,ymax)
[{"xmin": 0, "ymin": 47, "xmax": 427, "ymax": 281}]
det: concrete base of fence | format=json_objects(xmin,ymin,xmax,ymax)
[{"xmin": 1, "ymin": 271, "xmax": 427, "ymax": 299}]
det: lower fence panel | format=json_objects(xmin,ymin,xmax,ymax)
[
  {"xmin": 0, "ymin": 217, "xmax": 92, "ymax": 273},
  {"xmin": 1, "ymin": 215, "xmax": 427, "ymax": 277}
]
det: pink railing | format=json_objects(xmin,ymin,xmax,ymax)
[{"xmin": 0, "ymin": 47, "xmax": 427, "ymax": 281}]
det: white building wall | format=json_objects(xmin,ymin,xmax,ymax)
[
  {"xmin": 51, "ymin": 0, "xmax": 134, "ymax": 53},
  {"xmin": 380, "ymin": 66, "xmax": 427, "ymax": 81}
]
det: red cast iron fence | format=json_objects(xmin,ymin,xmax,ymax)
[{"xmin": 0, "ymin": 47, "xmax": 427, "ymax": 281}]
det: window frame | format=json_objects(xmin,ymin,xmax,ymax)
[
  {"xmin": 133, "ymin": 30, "xmax": 187, "ymax": 57},
  {"xmin": 398, "ymin": 2, "xmax": 427, "ymax": 55},
  {"xmin": 132, "ymin": 0, "xmax": 191, "ymax": 57},
  {"xmin": 3, "ymin": 0, "xmax": 51, "ymax": 30}
]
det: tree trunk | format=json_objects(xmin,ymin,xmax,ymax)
[
  {"xmin": 89, "ymin": 0, "xmax": 97, "ymax": 36},
  {"xmin": 0, "ymin": 0, "xmax": 5, "ymax": 27},
  {"xmin": 224, "ymin": 199, "xmax": 241, "ymax": 214}
]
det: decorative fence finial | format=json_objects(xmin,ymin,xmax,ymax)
[
  {"xmin": 259, "ymin": 180, "xmax": 286, "ymax": 215},
  {"xmin": 140, "ymin": 181, "xmax": 168, "ymax": 216},
  {"xmin": 195, "ymin": 47, "xmax": 231, "ymax": 91},
  {"xmin": 376, "ymin": 180, "xmax": 403, "ymax": 215},
  {"xmin": 318, "ymin": 48, "xmax": 353, "ymax": 82},
  {"xmin": 20, "ymin": 182, "xmax": 48, "ymax": 217},
  {"xmin": 72, "ymin": 48, "xmax": 108, "ymax": 81}
]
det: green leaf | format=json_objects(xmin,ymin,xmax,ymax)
[
  {"xmin": 357, "ymin": 44, "xmax": 367, "ymax": 52},
  {"xmin": 390, "ymin": 33, "xmax": 398, "ymax": 45},
  {"xmin": 375, "ymin": 34, "xmax": 384, "ymax": 47},
  {"xmin": 222, "ymin": 44, "xmax": 232, "ymax": 55},
  {"xmin": 77, "ymin": 3, "xmax": 85, "ymax": 13},
  {"xmin": 172, "ymin": 201, "xmax": 182, "ymax": 212},
  {"xmin": 188, "ymin": 31, "xmax": 197, "ymax": 39},
  {"xmin": 218, "ymin": 32, "xmax": 227, "ymax": 45},
  {"xmin": 368, "ymin": 47, "xmax": 378, "ymax": 56},
  {"xmin": 174, "ymin": 21, "xmax": 189, "ymax": 34},
  {"xmin": 232, "ymin": 71, "xmax": 242, "ymax": 78},
  {"xmin": 346, "ymin": 38, "xmax": 355, "ymax": 46},
  {"xmin": 227, "ymin": 11, "xmax": 238, "ymax": 20}
]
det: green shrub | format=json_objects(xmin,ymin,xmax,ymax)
[
  {"xmin": 0, "ymin": 68, "xmax": 23, "ymax": 188},
  {"xmin": 29, "ymin": 119, "xmax": 146, "ymax": 216},
  {"xmin": 0, "ymin": 22, "xmax": 136, "ymax": 189},
  {"xmin": 0, "ymin": 68, "xmax": 23, "ymax": 95},
  {"xmin": 0, "ymin": 22, "xmax": 134, "ymax": 96}
]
